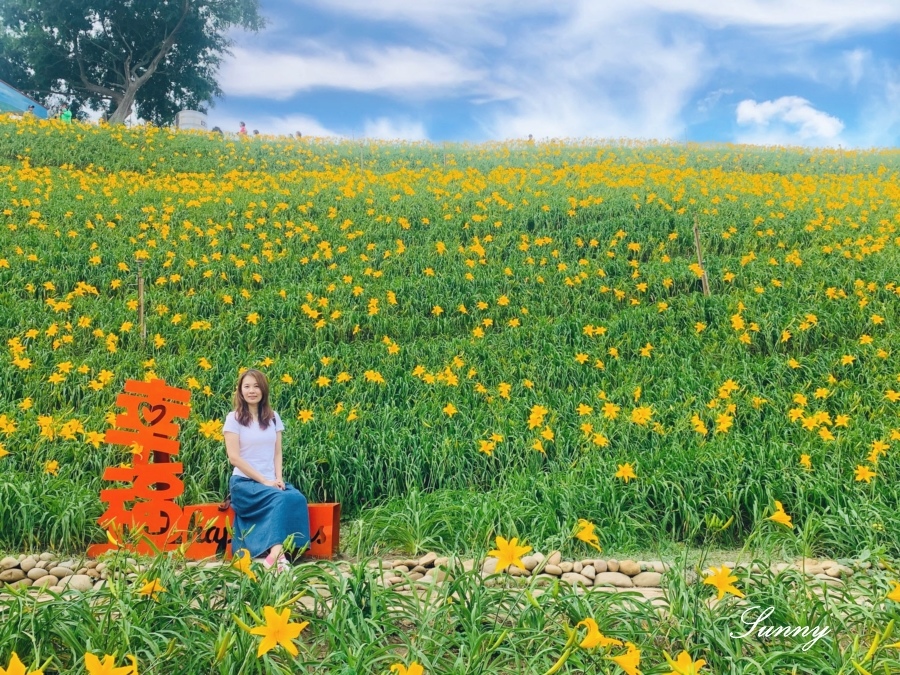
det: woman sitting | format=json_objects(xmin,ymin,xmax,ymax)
[{"xmin": 223, "ymin": 369, "xmax": 310, "ymax": 571}]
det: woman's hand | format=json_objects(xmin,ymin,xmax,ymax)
[{"xmin": 264, "ymin": 478, "xmax": 286, "ymax": 490}]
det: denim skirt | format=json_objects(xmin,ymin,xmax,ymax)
[{"xmin": 229, "ymin": 476, "xmax": 310, "ymax": 558}]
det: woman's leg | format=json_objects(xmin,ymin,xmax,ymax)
[{"xmin": 282, "ymin": 485, "xmax": 310, "ymax": 553}]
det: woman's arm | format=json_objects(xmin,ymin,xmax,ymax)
[
  {"xmin": 225, "ymin": 431, "xmax": 280, "ymax": 487},
  {"xmin": 273, "ymin": 431, "xmax": 285, "ymax": 489}
]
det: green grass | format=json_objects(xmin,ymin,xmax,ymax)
[
  {"xmin": 0, "ymin": 114, "xmax": 898, "ymax": 562},
  {"xmin": 1, "ymin": 546, "xmax": 899, "ymax": 674}
]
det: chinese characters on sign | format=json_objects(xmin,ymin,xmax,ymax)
[{"xmin": 87, "ymin": 379, "xmax": 230, "ymax": 558}]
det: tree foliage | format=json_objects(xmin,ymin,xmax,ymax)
[{"xmin": 0, "ymin": 0, "xmax": 265, "ymax": 125}]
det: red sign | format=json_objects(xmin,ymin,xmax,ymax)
[{"xmin": 87, "ymin": 378, "xmax": 338, "ymax": 560}]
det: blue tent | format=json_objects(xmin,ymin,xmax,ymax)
[{"xmin": 0, "ymin": 79, "xmax": 48, "ymax": 118}]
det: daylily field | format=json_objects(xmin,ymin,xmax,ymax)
[{"xmin": 1, "ymin": 116, "xmax": 899, "ymax": 674}]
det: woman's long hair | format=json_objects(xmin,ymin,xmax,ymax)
[{"xmin": 233, "ymin": 369, "xmax": 275, "ymax": 429}]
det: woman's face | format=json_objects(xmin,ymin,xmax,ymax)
[{"xmin": 241, "ymin": 375, "xmax": 262, "ymax": 405}]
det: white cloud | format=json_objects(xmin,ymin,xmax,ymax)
[
  {"xmin": 221, "ymin": 45, "xmax": 485, "ymax": 100},
  {"xmin": 206, "ymin": 113, "xmax": 344, "ymax": 138},
  {"xmin": 735, "ymin": 96, "xmax": 844, "ymax": 145},
  {"xmin": 480, "ymin": 6, "xmax": 709, "ymax": 140},
  {"xmin": 697, "ymin": 88, "xmax": 734, "ymax": 113},
  {"xmin": 227, "ymin": 1, "xmax": 900, "ymax": 142},
  {"xmin": 847, "ymin": 63, "xmax": 900, "ymax": 147},
  {"xmin": 842, "ymin": 48, "xmax": 868, "ymax": 87},
  {"xmin": 202, "ymin": 112, "xmax": 433, "ymax": 142},
  {"xmin": 300, "ymin": 0, "xmax": 900, "ymax": 38},
  {"xmin": 362, "ymin": 117, "xmax": 429, "ymax": 141},
  {"xmin": 636, "ymin": 0, "xmax": 900, "ymax": 34}
]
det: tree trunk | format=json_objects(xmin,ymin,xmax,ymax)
[
  {"xmin": 85, "ymin": 0, "xmax": 190, "ymax": 125},
  {"xmin": 107, "ymin": 85, "xmax": 138, "ymax": 124}
]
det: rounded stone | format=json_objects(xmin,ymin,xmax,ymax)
[
  {"xmin": 559, "ymin": 561, "xmax": 573, "ymax": 573},
  {"xmin": 593, "ymin": 559, "xmax": 608, "ymax": 573},
  {"xmin": 814, "ymin": 573, "xmax": 842, "ymax": 587},
  {"xmin": 593, "ymin": 572, "xmax": 634, "ymax": 588},
  {"xmin": 39, "ymin": 553, "xmax": 54, "ymax": 561},
  {"xmin": 19, "ymin": 557, "xmax": 37, "ymax": 573},
  {"xmin": 607, "ymin": 559, "xmax": 619, "ymax": 573},
  {"xmin": 632, "ymin": 572, "xmax": 662, "ymax": 587},
  {"xmin": 31, "ymin": 576, "xmax": 56, "ymax": 589},
  {"xmin": 49, "ymin": 567, "xmax": 74, "ymax": 578},
  {"xmin": 543, "ymin": 564, "xmax": 563, "ymax": 576},
  {"xmin": 572, "ymin": 561, "xmax": 583, "ymax": 574},
  {"xmin": 420, "ymin": 570, "xmax": 447, "ymax": 584},
  {"xmin": 561, "ymin": 572, "xmax": 592, "ymax": 587},
  {"xmin": 619, "ymin": 560, "xmax": 641, "ymax": 576},
  {"xmin": 7, "ymin": 579, "xmax": 32, "ymax": 590},
  {"xmin": 521, "ymin": 555, "xmax": 538, "ymax": 571},
  {"xmin": 546, "ymin": 551, "xmax": 562, "ymax": 566},
  {"xmin": 581, "ymin": 565, "xmax": 596, "ymax": 580},
  {"xmin": 417, "ymin": 552, "xmax": 437, "ymax": 568},
  {"xmin": 59, "ymin": 575, "xmax": 95, "ymax": 592},
  {"xmin": 0, "ymin": 557, "xmax": 18, "ymax": 571},
  {"xmin": 27, "ymin": 568, "xmax": 49, "ymax": 580},
  {"xmin": 482, "ymin": 558, "xmax": 498, "ymax": 575},
  {"xmin": 0, "ymin": 569, "xmax": 26, "ymax": 583}
]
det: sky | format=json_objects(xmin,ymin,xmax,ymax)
[{"xmin": 204, "ymin": 0, "xmax": 900, "ymax": 147}]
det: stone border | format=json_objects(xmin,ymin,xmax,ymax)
[{"xmin": 0, "ymin": 551, "xmax": 883, "ymax": 602}]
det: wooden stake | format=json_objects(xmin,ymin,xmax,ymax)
[
  {"xmin": 137, "ymin": 259, "xmax": 146, "ymax": 343},
  {"xmin": 693, "ymin": 217, "xmax": 710, "ymax": 296}
]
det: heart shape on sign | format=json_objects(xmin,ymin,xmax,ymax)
[{"xmin": 139, "ymin": 402, "xmax": 166, "ymax": 426}]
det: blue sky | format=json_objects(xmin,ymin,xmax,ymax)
[{"xmin": 206, "ymin": 0, "xmax": 900, "ymax": 146}]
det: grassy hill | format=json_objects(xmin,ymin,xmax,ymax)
[{"xmin": 1, "ymin": 115, "xmax": 899, "ymax": 560}]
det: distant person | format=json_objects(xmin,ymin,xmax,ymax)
[
  {"xmin": 211, "ymin": 126, "xmax": 223, "ymax": 136},
  {"xmin": 253, "ymin": 129, "xmax": 260, "ymax": 136},
  {"xmin": 24, "ymin": 105, "xmax": 35, "ymax": 116},
  {"xmin": 60, "ymin": 105, "xmax": 72, "ymax": 123},
  {"xmin": 239, "ymin": 121, "xmax": 247, "ymax": 135},
  {"xmin": 295, "ymin": 131, "xmax": 302, "ymax": 140}
]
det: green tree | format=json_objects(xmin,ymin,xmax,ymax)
[{"xmin": 0, "ymin": 0, "xmax": 265, "ymax": 125}]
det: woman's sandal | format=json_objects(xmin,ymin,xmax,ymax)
[{"xmin": 261, "ymin": 552, "xmax": 291, "ymax": 573}]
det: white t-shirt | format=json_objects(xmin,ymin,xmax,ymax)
[{"xmin": 223, "ymin": 411, "xmax": 284, "ymax": 481}]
